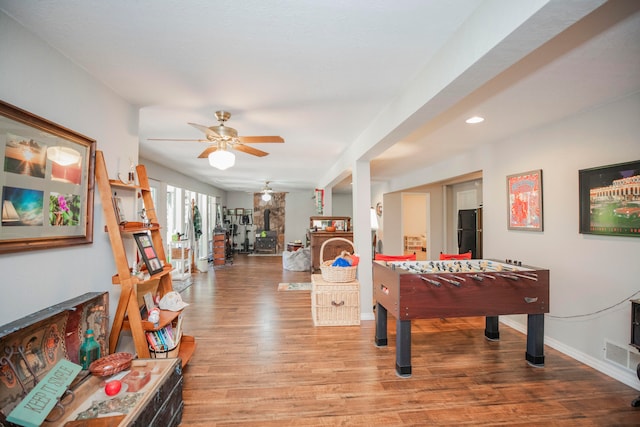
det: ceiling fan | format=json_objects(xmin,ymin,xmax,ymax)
[
  {"xmin": 260, "ymin": 181, "xmax": 274, "ymax": 201},
  {"xmin": 149, "ymin": 110, "xmax": 284, "ymax": 170}
]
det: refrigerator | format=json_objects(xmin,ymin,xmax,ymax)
[{"xmin": 457, "ymin": 208, "xmax": 482, "ymax": 258}]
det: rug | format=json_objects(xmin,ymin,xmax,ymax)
[
  {"xmin": 278, "ymin": 282, "xmax": 312, "ymax": 291},
  {"xmin": 173, "ymin": 279, "xmax": 192, "ymax": 293}
]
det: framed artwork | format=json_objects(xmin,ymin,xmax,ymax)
[
  {"xmin": 579, "ymin": 160, "xmax": 640, "ymax": 237},
  {"xmin": 133, "ymin": 232, "xmax": 164, "ymax": 275},
  {"xmin": 235, "ymin": 208, "xmax": 244, "ymax": 215},
  {"xmin": 507, "ymin": 169, "xmax": 543, "ymax": 231},
  {"xmin": 112, "ymin": 196, "xmax": 127, "ymax": 224},
  {"xmin": 0, "ymin": 100, "xmax": 95, "ymax": 253}
]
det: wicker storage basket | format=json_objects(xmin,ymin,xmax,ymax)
[
  {"xmin": 170, "ymin": 247, "xmax": 190, "ymax": 260},
  {"xmin": 319, "ymin": 237, "xmax": 357, "ymax": 282},
  {"xmin": 149, "ymin": 340, "xmax": 181, "ymax": 359},
  {"xmin": 311, "ymin": 279, "xmax": 360, "ymax": 326}
]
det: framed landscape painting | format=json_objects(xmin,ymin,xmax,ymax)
[
  {"xmin": 579, "ymin": 160, "xmax": 640, "ymax": 237},
  {"xmin": 507, "ymin": 169, "xmax": 543, "ymax": 231},
  {"xmin": 0, "ymin": 100, "xmax": 95, "ymax": 253}
]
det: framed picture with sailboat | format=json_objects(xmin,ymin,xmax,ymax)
[{"xmin": 0, "ymin": 100, "xmax": 96, "ymax": 254}]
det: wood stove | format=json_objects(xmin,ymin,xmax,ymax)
[{"xmin": 255, "ymin": 230, "xmax": 277, "ymax": 253}]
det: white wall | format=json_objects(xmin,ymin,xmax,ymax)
[
  {"xmin": 381, "ymin": 192, "xmax": 403, "ymax": 255},
  {"xmin": 484, "ymin": 93, "xmax": 640, "ymax": 388},
  {"xmin": 284, "ymin": 191, "xmax": 318, "ymax": 244},
  {"xmin": 0, "ymin": 12, "xmax": 137, "ymax": 326},
  {"xmin": 388, "ymin": 92, "xmax": 640, "ymax": 388},
  {"xmin": 402, "ymin": 193, "xmax": 427, "ymax": 237},
  {"xmin": 332, "ymin": 193, "xmax": 353, "ymax": 218}
]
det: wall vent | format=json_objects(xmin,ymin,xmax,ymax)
[
  {"xmin": 604, "ymin": 340, "xmax": 639, "ymax": 371},
  {"xmin": 629, "ymin": 350, "xmax": 640, "ymax": 371}
]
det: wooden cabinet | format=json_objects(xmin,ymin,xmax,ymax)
[
  {"xmin": 308, "ymin": 231, "xmax": 354, "ymax": 273},
  {"xmin": 212, "ymin": 232, "xmax": 225, "ymax": 265},
  {"xmin": 95, "ymin": 150, "xmax": 195, "ymax": 365}
]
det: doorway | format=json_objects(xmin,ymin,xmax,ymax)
[
  {"xmin": 445, "ymin": 179, "xmax": 483, "ymax": 254},
  {"xmin": 402, "ymin": 193, "xmax": 429, "ymax": 260}
]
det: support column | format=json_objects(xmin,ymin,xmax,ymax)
[{"xmin": 352, "ymin": 160, "xmax": 374, "ymax": 321}]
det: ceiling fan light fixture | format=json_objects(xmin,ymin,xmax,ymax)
[
  {"xmin": 208, "ymin": 149, "xmax": 235, "ymax": 170},
  {"xmin": 261, "ymin": 193, "xmax": 272, "ymax": 202}
]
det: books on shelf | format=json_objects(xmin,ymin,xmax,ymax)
[{"xmin": 145, "ymin": 313, "xmax": 184, "ymax": 351}]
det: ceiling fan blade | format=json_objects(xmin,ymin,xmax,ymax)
[
  {"xmin": 237, "ymin": 136, "xmax": 284, "ymax": 143},
  {"xmin": 189, "ymin": 122, "xmax": 221, "ymax": 139},
  {"xmin": 197, "ymin": 146, "xmax": 218, "ymax": 158},
  {"xmin": 233, "ymin": 143, "xmax": 269, "ymax": 157},
  {"xmin": 148, "ymin": 138, "xmax": 209, "ymax": 142}
]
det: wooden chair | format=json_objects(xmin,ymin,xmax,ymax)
[{"xmin": 439, "ymin": 251, "xmax": 472, "ymax": 260}]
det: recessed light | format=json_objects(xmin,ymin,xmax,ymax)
[{"xmin": 465, "ymin": 116, "xmax": 485, "ymax": 124}]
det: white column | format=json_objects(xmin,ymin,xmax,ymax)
[{"xmin": 352, "ymin": 160, "xmax": 374, "ymax": 320}]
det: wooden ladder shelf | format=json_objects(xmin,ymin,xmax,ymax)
[{"xmin": 94, "ymin": 150, "xmax": 195, "ymax": 366}]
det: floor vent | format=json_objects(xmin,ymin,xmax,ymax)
[{"xmin": 604, "ymin": 340, "xmax": 639, "ymax": 371}]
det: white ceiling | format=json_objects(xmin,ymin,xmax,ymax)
[{"xmin": 1, "ymin": 1, "xmax": 638, "ymax": 194}]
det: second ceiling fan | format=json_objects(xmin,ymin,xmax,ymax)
[{"xmin": 149, "ymin": 110, "xmax": 284, "ymax": 169}]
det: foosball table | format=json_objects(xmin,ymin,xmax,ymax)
[{"xmin": 373, "ymin": 259, "xmax": 549, "ymax": 377}]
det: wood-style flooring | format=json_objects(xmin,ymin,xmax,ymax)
[{"xmin": 178, "ymin": 254, "xmax": 639, "ymax": 426}]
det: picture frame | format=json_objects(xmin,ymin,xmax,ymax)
[
  {"xmin": 133, "ymin": 232, "xmax": 164, "ymax": 275},
  {"xmin": 507, "ymin": 169, "xmax": 543, "ymax": 231},
  {"xmin": 235, "ymin": 208, "xmax": 244, "ymax": 215},
  {"xmin": 0, "ymin": 100, "xmax": 95, "ymax": 253},
  {"xmin": 112, "ymin": 196, "xmax": 127, "ymax": 225},
  {"xmin": 578, "ymin": 160, "xmax": 640, "ymax": 237}
]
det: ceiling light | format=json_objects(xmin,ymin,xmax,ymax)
[
  {"xmin": 47, "ymin": 146, "xmax": 81, "ymax": 166},
  {"xmin": 208, "ymin": 149, "xmax": 235, "ymax": 170},
  {"xmin": 465, "ymin": 116, "xmax": 485, "ymax": 124},
  {"xmin": 261, "ymin": 193, "xmax": 272, "ymax": 202}
]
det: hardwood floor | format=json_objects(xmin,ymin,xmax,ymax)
[{"xmin": 178, "ymin": 254, "xmax": 639, "ymax": 426}]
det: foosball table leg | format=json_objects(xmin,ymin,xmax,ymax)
[
  {"xmin": 485, "ymin": 316, "xmax": 500, "ymax": 340},
  {"xmin": 526, "ymin": 313, "xmax": 545, "ymax": 366},
  {"xmin": 374, "ymin": 302, "xmax": 388, "ymax": 347},
  {"xmin": 396, "ymin": 319, "xmax": 412, "ymax": 378}
]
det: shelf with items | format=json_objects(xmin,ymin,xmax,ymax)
[
  {"xmin": 110, "ymin": 265, "xmax": 173, "ymax": 285},
  {"xmin": 404, "ymin": 235, "xmax": 423, "ymax": 252},
  {"xmin": 95, "ymin": 150, "xmax": 196, "ymax": 367},
  {"xmin": 168, "ymin": 239, "xmax": 191, "ymax": 281},
  {"xmin": 145, "ymin": 312, "xmax": 184, "ymax": 353},
  {"xmin": 124, "ymin": 309, "xmax": 181, "ymax": 332}
]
